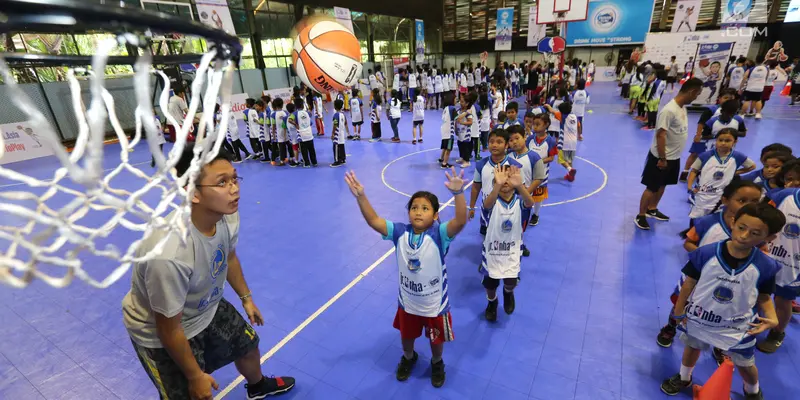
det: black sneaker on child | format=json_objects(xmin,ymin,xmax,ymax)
[
  {"xmin": 712, "ymin": 347, "xmax": 726, "ymax": 366},
  {"xmin": 744, "ymin": 387, "xmax": 764, "ymax": 400},
  {"xmin": 530, "ymin": 214, "xmax": 539, "ymax": 226},
  {"xmin": 431, "ymin": 359, "xmax": 446, "ymax": 388},
  {"xmin": 634, "ymin": 215, "xmax": 651, "ymax": 230},
  {"xmin": 485, "ymin": 298, "xmax": 498, "ymax": 322},
  {"xmin": 330, "ymin": 162, "xmax": 344, "ymax": 168},
  {"xmin": 503, "ymin": 290, "xmax": 515, "ymax": 315},
  {"xmin": 756, "ymin": 329, "xmax": 785, "ymax": 353},
  {"xmin": 647, "ymin": 209, "xmax": 670, "ymax": 221},
  {"xmin": 396, "ymin": 352, "xmax": 418, "ymax": 381},
  {"xmin": 656, "ymin": 324, "xmax": 677, "ymax": 348},
  {"xmin": 245, "ymin": 376, "xmax": 296, "ymax": 400},
  {"xmin": 521, "ymin": 244, "xmax": 530, "ymax": 257},
  {"xmin": 660, "ymin": 373, "xmax": 692, "ymax": 396}
]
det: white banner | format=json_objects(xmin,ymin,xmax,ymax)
[
  {"xmin": 334, "ymin": 7, "xmax": 354, "ymax": 33},
  {"xmin": 527, "ymin": 6, "xmax": 547, "ymax": 47},
  {"xmin": 226, "ymin": 93, "xmax": 250, "ymax": 120},
  {"xmin": 672, "ymin": 0, "xmax": 701, "ymax": 32},
  {"xmin": 196, "ymin": 0, "xmax": 236, "ymax": 35},
  {"xmin": 0, "ymin": 121, "xmax": 54, "ymax": 165},
  {"xmin": 721, "ymin": 0, "xmax": 753, "ymax": 27},
  {"xmin": 263, "ymin": 88, "xmax": 293, "ymax": 105},
  {"xmin": 593, "ymin": 66, "xmax": 618, "ymax": 82},
  {"xmin": 644, "ymin": 30, "xmax": 753, "ymax": 77}
]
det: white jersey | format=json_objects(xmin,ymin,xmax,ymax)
[
  {"xmin": 683, "ymin": 242, "xmax": 779, "ymax": 351},
  {"xmin": 245, "ymin": 109, "xmax": 263, "ymax": 140},
  {"xmin": 449, "ymin": 73, "xmax": 457, "ymax": 91},
  {"xmin": 469, "ymin": 104, "xmax": 480, "ymax": 138},
  {"xmin": 295, "ymin": 110, "xmax": 314, "ymax": 141},
  {"xmin": 571, "ymin": 90, "xmax": 590, "ymax": 117},
  {"xmin": 459, "ymin": 72, "xmax": 468, "ymax": 89},
  {"xmin": 690, "ymin": 150, "xmax": 752, "ymax": 215},
  {"xmin": 441, "ymin": 105, "xmax": 457, "ymax": 140},
  {"xmin": 767, "ymin": 189, "xmax": 800, "ymax": 289},
  {"xmin": 474, "ymin": 156, "xmax": 523, "ymax": 230},
  {"xmin": 408, "ymin": 73, "xmax": 417, "ymax": 88},
  {"xmin": 510, "ymin": 150, "xmax": 545, "ymax": 188},
  {"xmin": 286, "ymin": 112, "xmax": 298, "ymax": 144},
  {"xmin": 441, "ymin": 75, "xmax": 450, "ymax": 92},
  {"xmin": 393, "ymin": 73, "xmax": 401, "ymax": 90},
  {"xmin": 744, "ymin": 65, "xmax": 769, "ymax": 92},
  {"xmin": 526, "ymin": 135, "xmax": 558, "ymax": 187},
  {"xmin": 350, "ymin": 98, "xmax": 363, "ymax": 123},
  {"xmin": 216, "ymin": 113, "xmax": 239, "ymax": 141},
  {"xmin": 547, "ymin": 98, "xmax": 565, "ymax": 132},
  {"xmin": 264, "ymin": 107, "xmax": 274, "ymax": 141},
  {"xmin": 481, "ymin": 193, "xmax": 524, "ymax": 279},
  {"xmin": 474, "ymin": 69, "xmax": 482, "ymax": 85},
  {"xmin": 314, "ymin": 97, "xmax": 324, "ymax": 119},
  {"xmin": 434, "ymin": 75, "xmax": 444, "ymax": 93},
  {"xmin": 389, "ymin": 98, "xmax": 402, "ymax": 119},
  {"xmin": 491, "ymin": 91, "xmax": 503, "ymax": 120},
  {"xmin": 728, "ymin": 66, "xmax": 745, "ymax": 89},
  {"xmin": 559, "ymin": 114, "xmax": 579, "ymax": 152},
  {"xmin": 332, "ymin": 111, "xmax": 346, "ymax": 144},
  {"xmin": 479, "ymin": 102, "xmax": 492, "ymax": 132},
  {"xmin": 413, "ymin": 96, "xmax": 426, "ymax": 121},
  {"xmin": 274, "ymin": 110, "xmax": 287, "ymax": 142},
  {"xmin": 384, "ymin": 221, "xmax": 452, "ymax": 318},
  {"xmin": 369, "ymin": 74, "xmax": 378, "ymax": 89},
  {"xmin": 673, "ymin": 211, "xmax": 736, "ymax": 298},
  {"xmin": 426, "ymin": 76, "xmax": 434, "ymax": 93},
  {"xmin": 466, "ymin": 71, "xmax": 475, "ymax": 87}
]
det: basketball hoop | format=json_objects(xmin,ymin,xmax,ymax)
[{"xmin": 0, "ymin": 0, "xmax": 242, "ymax": 288}]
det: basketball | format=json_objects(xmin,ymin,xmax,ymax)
[
  {"xmin": 699, "ymin": 58, "xmax": 710, "ymax": 68},
  {"xmin": 292, "ymin": 20, "xmax": 362, "ymax": 93}
]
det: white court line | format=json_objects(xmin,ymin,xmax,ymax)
[
  {"xmin": 0, "ymin": 161, "xmax": 151, "ymax": 189},
  {"xmin": 380, "ymin": 148, "xmax": 609, "ymax": 207},
  {"xmin": 215, "ymin": 175, "xmax": 474, "ymax": 399}
]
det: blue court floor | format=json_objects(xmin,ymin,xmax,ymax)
[{"xmin": 1, "ymin": 82, "xmax": 800, "ymax": 400}]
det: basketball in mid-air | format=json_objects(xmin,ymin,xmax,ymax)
[
  {"xmin": 292, "ymin": 19, "xmax": 362, "ymax": 93},
  {"xmin": 699, "ymin": 59, "xmax": 710, "ymax": 68}
]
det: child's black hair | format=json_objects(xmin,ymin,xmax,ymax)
[
  {"xmin": 406, "ymin": 191, "xmax": 440, "ymax": 214},
  {"xmin": 176, "ymin": 144, "xmax": 233, "ymax": 179},
  {"xmin": 576, "ymin": 79, "xmax": 586, "ymax": 90},
  {"xmin": 245, "ymin": 98, "xmax": 256, "ymax": 107},
  {"xmin": 507, "ymin": 125, "xmax": 525, "ymax": 138},
  {"xmin": 533, "ymin": 113, "xmax": 551, "ymax": 127},
  {"xmin": 371, "ymin": 88, "xmax": 382, "ymax": 105},
  {"xmin": 557, "ymin": 101, "xmax": 572, "ymax": 116},
  {"xmin": 479, "ymin": 92, "xmax": 490, "ymax": 111},
  {"xmin": 721, "ymin": 179, "xmax": 762, "ymax": 200},
  {"xmin": 497, "ymin": 111, "xmax": 507, "ymax": 123},
  {"xmin": 524, "ymin": 111, "xmax": 536, "ymax": 119},
  {"xmin": 334, "ymin": 99, "xmax": 344, "ymax": 110},
  {"xmin": 488, "ymin": 128, "xmax": 510, "ymax": 143},
  {"xmin": 261, "ymin": 95, "xmax": 271, "ymax": 104},
  {"xmin": 442, "ymin": 92, "xmax": 456, "ymax": 107},
  {"xmin": 255, "ymin": 100, "xmax": 265, "ymax": 109},
  {"xmin": 778, "ymin": 159, "xmax": 800, "ymax": 182},
  {"xmin": 762, "ymin": 151, "xmax": 794, "ymax": 165},
  {"xmin": 293, "ymin": 97, "xmax": 304, "ymax": 109},
  {"xmin": 761, "ymin": 143, "xmax": 793, "ymax": 159},
  {"xmin": 505, "ymin": 101, "xmax": 519, "ymax": 112},
  {"xmin": 714, "ymin": 127, "xmax": 738, "ymax": 140},
  {"xmin": 734, "ymin": 203, "xmax": 786, "ymax": 236},
  {"xmin": 718, "ymin": 88, "xmax": 739, "ymax": 100},
  {"xmin": 272, "ymin": 97, "xmax": 283, "ymax": 110},
  {"xmin": 286, "ymin": 103, "xmax": 296, "ymax": 113},
  {"xmin": 720, "ymin": 99, "xmax": 740, "ymax": 115}
]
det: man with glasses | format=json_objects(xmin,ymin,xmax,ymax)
[{"xmin": 122, "ymin": 148, "xmax": 295, "ymax": 400}]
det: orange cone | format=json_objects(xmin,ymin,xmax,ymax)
[
  {"xmin": 692, "ymin": 358, "xmax": 734, "ymax": 400},
  {"xmin": 781, "ymin": 81, "xmax": 792, "ymax": 96}
]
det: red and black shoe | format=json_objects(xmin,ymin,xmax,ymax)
[{"xmin": 246, "ymin": 376, "xmax": 295, "ymax": 399}]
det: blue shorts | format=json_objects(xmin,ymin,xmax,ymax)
[
  {"xmin": 775, "ymin": 284, "xmax": 800, "ymax": 300},
  {"xmin": 577, "ymin": 116, "xmax": 583, "ymax": 124},
  {"xmin": 689, "ymin": 140, "xmax": 711, "ymax": 155}
]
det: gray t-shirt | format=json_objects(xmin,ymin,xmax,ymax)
[
  {"xmin": 122, "ymin": 212, "xmax": 240, "ymax": 348},
  {"xmin": 668, "ymin": 62, "xmax": 679, "ymax": 77},
  {"xmin": 651, "ymin": 99, "xmax": 689, "ymax": 160}
]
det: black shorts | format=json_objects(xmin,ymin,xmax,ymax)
[
  {"xmin": 131, "ymin": 298, "xmax": 260, "ymax": 400},
  {"xmin": 742, "ymin": 90, "xmax": 763, "ymax": 102},
  {"xmin": 481, "ymin": 276, "xmax": 519, "ymax": 290},
  {"xmin": 352, "ymin": 121, "xmax": 363, "ymax": 126},
  {"xmin": 641, "ymin": 151, "xmax": 680, "ymax": 192},
  {"xmin": 441, "ymin": 138, "xmax": 454, "ymax": 150},
  {"xmin": 666, "ymin": 76, "xmax": 677, "ymax": 83},
  {"xmin": 413, "ymin": 120, "xmax": 424, "ymax": 127},
  {"xmin": 791, "ymin": 82, "xmax": 800, "ymax": 95}
]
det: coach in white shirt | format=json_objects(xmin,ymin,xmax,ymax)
[
  {"xmin": 635, "ymin": 78, "xmax": 703, "ymax": 231},
  {"xmin": 167, "ymin": 88, "xmax": 189, "ymax": 141}
]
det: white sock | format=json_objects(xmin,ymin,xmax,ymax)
[
  {"xmin": 533, "ymin": 202, "xmax": 542, "ymax": 216},
  {"xmin": 679, "ymin": 365, "xmax": 694, "ymax": 382},
  {"xmin": 487, "ymin": 294, "xmax": 497, "ymax": 302},
  {"xmin": 744, "ymin": 381, "xmax": 759, "ymax": 394}
]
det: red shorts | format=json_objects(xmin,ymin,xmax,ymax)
[
  {"xmin": 762, "ymin": 86, "xmax": 774, "ymax": 101},
  {"xmin": 393, "ymin": 307, "xmax": 454, "ymax": 345}
]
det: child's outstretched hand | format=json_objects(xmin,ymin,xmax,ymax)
[
  {"xmin": 747, "ymin": 315, "xmax": 778, "ymax": 336},
  {"xmin": 344, "ymin": 171, "xmax": 365, "ymax": 198},
  {"xmin": 494, "ymin": 165, "xmax": 509, "ymax": 186},
  {"xmin": 444, "ymin": 167, "xmax": 465, "ymax": 193},
  {"xmin": 507, "ymin": 166, "xmax": 523, "ymax": 189}
]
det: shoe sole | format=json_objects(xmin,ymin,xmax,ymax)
[
  {"xmin": 660, "ymin": 386, "xmax": 682, "ymax": 396},
  {"xmin": 246, "ymin": 382, "xmax": 296, "ymax": 399},
  {"xmin": 656, "ymin": 339, "xmax": 673, "ymax": 348},
  {"xmin": 634, "ymin": 219, "xmax": 650, "ymax": 230},
  {"xmin": 648, "ymin": 215, "xmax": 670, "ymax": 222}
]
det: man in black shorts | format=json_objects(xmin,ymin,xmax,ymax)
[
  {"xmin": 122, "ymin": 147, "xmax": 295, "ymax": 400},
  {"xmin": 635, "ymin": 78, "xmax": 703, "ymax": 230}
]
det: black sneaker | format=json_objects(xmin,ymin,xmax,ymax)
[
  {"xmin": 647, "ymin": 209, "xmax": 670, "ymax": 221},
  {"xmin": 330, "ymin": 162, "xmax": 344, "ymax": 168},
  {"xmin": 503, "ymin": 290, "xmax": 515, "ymax": 315},
  {"xmin": 757, "ymin": 330, "xmax": 786, "ymax": 353},
  {"xmin": 245, "ymin": 376, "xmax": 296, "ymax": 399},
  {"xmin": 634, "ymin": 215, "xmax": 651, "ymax": 230},
  {"xmin": 656, "ymin": 323, "xmax": 677, "ymax": 348},
  {"xmin": 288, "ymin": 161, "xmax": 299, "ymax": 168},
  {"xmin": 396, "ymin": 352, "xmax": 418, "ymax": 381},
  {"xmin": 712, "ymin": 347, "xmax": 726, "ymax": 366},
  {"xmin": 679, "ymin": 170, "xmax": 689, "ymax": 182},
  {"xmin": 431, "ymin": 359, "xmax": 446, "ymax": 388},
  {"xmin": 485, "ymin": 298, "xmax": 498, "ymax": 322},
  {"xmin": 660, "ymin": 373, "xmax": 692, "ymax": 396},
  {"xmin": 530, "ymin": 214, "xmax": 539, "ymax": 226},
  {"xmin": 744, "ymin": 387, "xmax": 764, "ymax": 400},
  {"xmin": 521, "ymin": 244, "xmax": 530, "ymax": 257}
]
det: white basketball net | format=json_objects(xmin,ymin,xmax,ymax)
[{"xmin": 0, "ymin": 37, "xmax": 235, "ymax": 288}]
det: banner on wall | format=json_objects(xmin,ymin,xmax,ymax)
[
  {"xmin": 565, "ymin": 0, "xmax": 654, "ymax": 46},
  {"xmin": 721, "ymin": 0, "xmax": 753, "ymax": 27},
  {"xmin": 0, "ymin": 121, "xmax": 54, "ymax": 165},
  {"xmin": 195, "ymin": 0, "xmax": 236, "ymax": 35},
  {"xmin": 220, "ymin": 93, "xmax": 251, "ymax": 120},
  {"xmin": 263, "ymin": 88, "xmax": 293, "ymax": 105},
  {"xmin": 693, "ymin": 42, "xmax": 735, "ymax": 105},
  {"xmin": 593, "ymin": 66, "xmax": 618, "ymax": 81},
  {"xmin": 415, "ymin": 20, "xmax": 425, "ymax": 63},
  {"xmin": 334, "ymin": 7, "xmax": 354, "ymax": 33},
  {"xmin": 495, "ymin": 7, "xmax": 514, "ymax": 51},
  {"xmin": 393, "ymin": 57, "xmax": 410, "ymax": 69},
  {"xmin": 672, "ymin": 0, "xmax": 701, "ymax": 32},
  {"xmin": 527, "ymin": 6, "xmax": 548, "ymax": 47}
]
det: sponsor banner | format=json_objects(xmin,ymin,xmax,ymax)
[
  {"xmin": 787, "ymin": 0, "xmax": 800, "ymax": 23},
  {"xmin": 495, "ymin": 7, "xmax": 514, "ymax": 51},
  {"xmin": 721, "ymin": 0, "xmax": 753, "ymax": 27},
  {"xmin": 694, "ymin": 42, "xmax": 735, "ymax": 105},
  {"xmin": 222, "ymin": 93, "xmax": 250, "ymax": 120},
  {"xmin": 527, "ymin": 6, "xmax": 547, "ymax": 47},
  {"xmin": 644, "ymin": 30, "xmax": 752, "ymax": 77},
  {"xmin": 415, "ymin": 20, "xmax": 425, "ymax": 58},
  {"xmin": 565, "ymin": 0, "xmax": 654, "ymax": 46},
  {"xmin": 195, "ymin": 0, "xmax": 236, "ymax": 35},
  {"xmin": 0, "ymin": 121, "xmax": 54, "ymax": 165},
  {"xmin": 594, "ymin": 66, "xmax": 618, "ymax": 81},
  {"xmin": 672, "ymin": 0, "xmax": 701, "ymax": 32},
  {"xmin": 393, "ymin": 57, "xmax": 410, "ymax": 68},
  {"xmin": 263, "ymin": 88, "xmax": 293, "ymax": 105},
  {"xmin": 334, "ymin": 7, "xmax": 354, "ymax": 33}
]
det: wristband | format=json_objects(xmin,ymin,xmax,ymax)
[
  {"xmin": 450, "ymin": 189, "xmax": 464, "ymax": 195},
  {"xmin": 673, "ymin": 313, "xmax": 686, "ymax": 321},
  {"xmin": 240, "ymin": 293, "xmax": 252, "ymax": 301}
]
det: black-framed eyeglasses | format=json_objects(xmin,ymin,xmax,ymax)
[{"xmin": 197, "ymin": 176, "xmax": 243, "ymax": 189}]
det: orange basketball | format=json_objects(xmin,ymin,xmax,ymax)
[{"xmin": 292, "ymin": 20, "xmax": 362, "ymax": 93}]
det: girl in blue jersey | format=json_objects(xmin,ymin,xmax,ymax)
[
  {"xmin": 662, "ymin": 203, "xmax": 785, "ymax": 399},
  {"xmin": 344, "ymin": 168, "xmax": 468, "ymax": 388}
]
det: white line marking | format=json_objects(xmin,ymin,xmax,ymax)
[
  {"xmin": 215, "ymin": 174, "xmax": 473, "ymax": 399},
  {"xmin": 381, "ymin": 149, "xmax": 608, "ymax": 207},
  {"xmin": 0, "ymin": 161, "xmax": 151, "ymax": 189}
]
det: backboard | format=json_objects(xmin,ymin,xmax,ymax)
[{"xmin": 537, "ymin": 0, "xmax": 589, "ymax": 24}]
